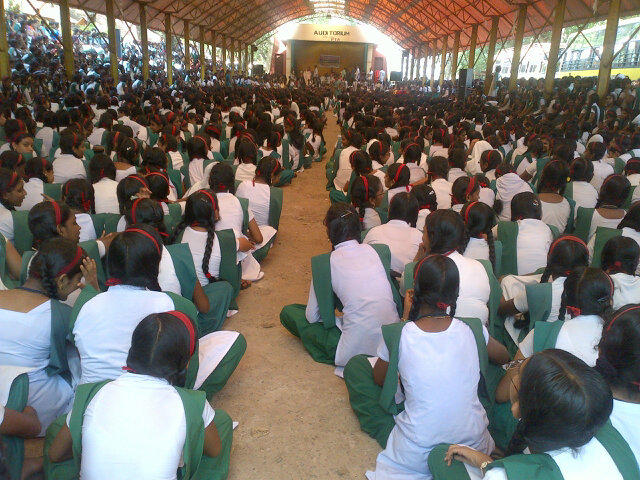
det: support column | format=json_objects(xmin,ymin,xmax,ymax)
[
  {"xmin": 439, "ymin": 35, "xmax": 448, "ymax": 91},
  {"xmin": 199, "ymin": 26, "xmax": 205, "ymax": 81},
  {"xmin": 544, "ymin": 0, "xmax": 567, "ymax": 94},
  {"xmin": 250, "ymin": 45, "xmax": 254, "ymax": 74},
  {"xmin": 422, "ymin": 43, "xmax": 428, "ymax": 79},
  {"xmin": 597, "ymin": 0, "xmax": 621, "ymax": 98},
  {"xmin": 165, "ymin": 13, "xmax": 172, "ymax": 85},
  {"xmin": 59, "ymin": 0, "xmax": 74, "ymax": 79},
  {"xmin": 184, "ymin": 20, "xmax": 190, "ymax": 71},
  {"xmin": 400, "ymin": 53, "xmax": 405, "ymax": 80},
  {"xmin": 0, "ymin": 0, "xmax": 9, "ymax": 78},
  {"xmin": 484, "ymin": 16, "xmax": 499, "ymax": 95},
  {"xmin": 509, "ymin": 4, "xmax": 527, "ymax": 91},
  {"xmin": 450, "ymin": 30, "xmax": 460, "ymax": 81},
  {"xmin": 247, "ymin": 44, "xmax": 251, "ymax": 73},
  {"xmin": 468, "ymin": 24, "xmax": 478, "ymax": 69},
  {"xmin": 105, "ymin": 0, "xmax": 118, "ymax": 82},
  {"xmin": 230, "ymin": 39, "xmax": 235, "ymax": 74},
  {"xmin": 212, "ymin": 31, "xmax": 217, "ymax": 68},
  {"xmin": 430, "ymin": 39, "xmax": 437, "ymax": 91},
  {"xmin": 139, "ymin": 2, "xmax": 149, "ymax": 81},
  {"xmin": 409, "ymin": 48, "xmax": 415, "ymax": 79},
  {"xmin": 221, "ymin": 35, "xmax": 226, "ymax": 69}
]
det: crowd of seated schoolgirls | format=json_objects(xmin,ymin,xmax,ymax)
[
  {"xmin": 0, "ymin": 37, "xmax": 343, "ymax": 477},
  {"xmin": 280, "ymin": 78, "xmax": 640, "ymax": 479}
]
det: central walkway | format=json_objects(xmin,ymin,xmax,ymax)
[{"xmin": 215, "ymin": 112, "xmax": 380, "ymax": 478}]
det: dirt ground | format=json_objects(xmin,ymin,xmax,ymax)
[{"xmin": 24, "ymin": 112, "xmax": 381, "ymax": 478}]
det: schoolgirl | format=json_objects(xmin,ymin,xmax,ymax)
[
  {"xmin": 513, "ymin": 137, "xmax": 544, "ymax": 177},
  {"xmin": 479, "ymin": 150, "xmax": 501, "ymax": 182},
  {"xmin": 6, "ymin": 132, "xmax": 34, "ymax": 159},
  {"xmin": 400, "ymin": 142, "xmax": 426, "ymax": 184},
  {"xmin": 497, "ymin": 192, "xmax": 554, "ymax": 276},
  {"xmin": 87, "ymin": 154, "xmax": 119, "ymax": 215},
  {"xmin": 537, "ymin": 160, "xmax": 572, "ymax": 232},
  {"xmin": 421, "ymin": 209, "xmax": 493, "ymax": 324},
  {"xmin": 236, "ymin": 156, "xmax": 284, "ymax": 230},
  {"xmin": 577, "ymin": 174, "xmax": 630, "ymax": 241},
  {"xmin": 461, "ymin": 201, "xmax": 497, "ymax": 267},
  {"xmin": 187, "ymin": 135, "xmax": 209, "ymax": 187},
  {"xmin": 447, "ymin": 148, "xmax": 468, "ymax": 184},
  {"xmin": 590, "ymin": 203, "xmax": 640, "ymax": 275},
  {"xmin": 307, "ymin": 120, "xmax": 324, "ymax": 161},
  {"xmin": 436, "ymin": 349, "xmax": 632, "ymax": 480},
  {"xmin": 451, "ymin": 176, "xmax": 480, "ymax": 213},
  {"xmin": 599, "ymin": 236, "xmax": 640, "ymax": 309},
  {"xmin": 427, "ymin": 156, "xmax": 452, "ymax": 209},
  {"xmin": 343, "ymin": 254, "xmax": 507, "ymax": 478},
  {"xmin": 280, "ymin": 203, "xmax": 401, "ymax": 366},
  {"xmin": 351, "ymin": 174, "xmax": 384, "ymax": 230},
  {"xmin": 0, "ymin": 238, "xmax": 93, "ymax": 433},
  {"xmin": 429, "ymin": 127, "xmax": 450, "ymax": 159},
  {"xmin": 204, "ymin": 123, "xmax": 222, "ymax": 154},
  {"xmin": 494, "ymin": 163, "xmax": 533, "ymax": 222},
  {"xmin": 87, "ymin": 112, "xmax": 111, "ymax": 147},
  {"xmin": 47, "ymin": 311, "xmax": 234, "ymax": 480},
  {"xmin": 284, "ymin": 117, "xmax": 307, "ymax": 170},
  {"xmin": 62, "ymin": 179, "xmax": 96, "ymax": 242},
  {"xmin": 235, "ymin": 137, "xmax": 258, "ymax": 183},
  {"xmin": 334, "ymin": 130, "xmax": 363, "ymax": 190},
  {"xmin": 586, "ymin": 141, "xmax": 614, "ymax": 192},
  {"xmin": 140, "ymin": 146, "xmax": 178, "ymax": 200},
  {"xmin": 52, "ymin": 132, "xmax": 86, "ymax": 184},
  {"xmin": 259, "ymin": 131, "xmax": 282, "ymax": 160},
  {"xmin": 19, "ymin": 157, "xmax": 54, "ymax": 212},
  {"xmin": 0, "ymin": 168, "xmax": 26, "ymax": 242},
  {"xmin": 72, "ymin": 224, "xmax": 246, "ymax": 387},
  {"xmin": 566, "ymin": 157, "xmax": 598, "ymax": 210},
  {"xmin": 35, "ymin": 111, "xmax": 58, "ymax": 156},
  {"xmin": 409, "ymin": 184, "xmax": 437, "ymax": 232},
  {"xmin": 158, "ymin": 130, "xmax": 183, "ymax": 170},
  {"xmin": 113, "ymin": 136, "xmax": 139, "ymax": 182},
  {"xmin": 364, "ymin": 192, "xmax": 422, "ymax": 276}
]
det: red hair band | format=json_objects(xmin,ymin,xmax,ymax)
[
  {"xmin": 7, "ymin": 171, "xmax": 18, "ymax": 190},
  {"xmin": 394, "ymin": 164, "xmax": 406, "ymax": 183},
  {"xmin": 403, "ymin": 143, "xmax": 420, "ymax": 159},
  {"xmin": 361, "ymin": 175, "xmax": 369, "ymax": 202},
  {"xmin": 50, "ymin": 200, "xmax": 62, "ymax": 225},
  {"xmin": 125, "ymin": 227, "xmax": 162, "ymax": 255},
  {"xmin": 57, "ymin": 245, "xmax": 84, "ymax": 277},
  {"xmin": 194, "ymin": 135, "xmax": 209, "ymax": 151},
  {"xmin": 166, "ymin": 310, "xmax": 196, "ymax": 356},
  {"xmin": 464, "ymin": 201, "xmax": 479, "ymax": 223},
  {"xmin": 198, "ymin": 189, "xmax": 218, "ymax": 211},
  {"xmin": 130, "ymin": 197, "xmax": 143, "ymax": 223},
  {"xmin": 146, "ymin": 171, "xmax": 169, "ymax": 183},
  {"xmin": 565, "ymin": 305, "xmax": 581, "ymax": 317},
  {"xmin": 605, "ymin": 305, "xmax": 640, "ymax": 334},
  {"xmin": 465, "ymin": 177, "xmax": 476, "ymax": 198},
  {"xmin": 129, "ymin": 174, "xmax": 148, "ymax": 189},
  {"xmin": 548, "ymin": 235, "xmax": 587, "ymax": 256}
]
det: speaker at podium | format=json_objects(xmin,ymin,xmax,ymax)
[{"xmin": 458, "ymin": 68, "xmax": 473, "ymax": 98}]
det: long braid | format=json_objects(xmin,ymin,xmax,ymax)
[
  {"xmin": 202, "ymin": 224, "xmax": 217, "ymax": 283},
  {"xmin": 37, "ymin": 257, "xmax": 59, "ymax": 299},
  {"xmin": 168, "ymin": 219, "xmax": 188, "ymax": 245},
  {"xmin": 486, "ymin": 229, "xmax": 496, "ymax": 272},
  {"xmin": 540, "ymin": 266, "xmax": 552, "ymax": 283}
]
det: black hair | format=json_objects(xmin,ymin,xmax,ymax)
[
  {"xmin": 388, "ymin": 192, "xmax": 419, "ymax": 227},
  {"xmin": 451, "ymin": 176, "xmax": 479, "ymax": 205},
  {"xmin": 343, "ymin": 129, "xmax": 363, "ymax": 149},
  {"xmin": 448, "ymin": 148, "xmax": 467, "ymax": 170},
  {"xmin": 0, "ymin": 167, "xmax": 22, "ymax": 210},
  {"xmin": 569, "ymin": 158, "xmax": 594, "ymax": 182},
  {"xmin": 146, "ymin": 172, "xmax": 170, "ymax": 201},
  {"xmin": 117, "ymin": 175, "xmax": 148, "ymax": 215},
  {"xmin": 597, "ymin": 305, "xmax": 640, "ymax": 399},
  {"xmin": 507, "ymin": 349, "xmax": 612, "ymax": 455},
  {"xmin": 461, "ymin": 201, "xmax": 497, "ymax": 270},
  {"xmin": 323, "ymin": 202, "xmax": 361, "ymax": 246},
  {"xmin": 386, "ymin": 163, "xmax": 411, "ymax": 189},
  {"xmin": 62, "ymin": 178, "xmax": 95, "ymax": 214},
  {"xmin": 28, "ymin": 201, "xmax": 72, "ymax": 249},
  {"xmin": 59, "ymin": 131, "xmax": 85, "ymax": 156},
  {"xmin": 624, "ymin": 158, "xmax": 640, "ymax": 176},
  {"xmin": 0, "ymin": 150, "xmax": 26, "ymax": 171},
  {"xmin": 255, "ymin": 157, "xmax": 282, "ymax": 187},
  {"xmin": 511, "ymin": 192, "xmax": 542, "ymax": 221},
  {"xmin": 88, "ymin": 153, "xmax": 117, "ymax": 183},
  {"xmin": 116, "ymin": 137, "xmax": 139, "ymax": 165},
  {"xmin": 349, "ymin": 150, "xmax": 372, "ymax": 176},
  {"xmin": 425, "ymin": 209, "xmax": 465, "ymax": 254},
  {"xmin": 236, "ymin": 137, "xmax": 258, "ymax": 165},
  {"xmin": 402, "ymin": 142, "xmax": 422, "ymax": 165},
  {"xmin": 351, "ymin": 174, "xmax": 382, "ymax": 220},
  {"xmin": 596, "ymin": 174, "xmax": 631, "ymax": 208},
  {"xmin": 169, "ymin": 190, "xmax": 219, "ymax": 282},
  {"xmin": 141, "ymin": 146, "xmax": 168, "ymax": 173},
  {"xmin": 428, "ymin": 156, "xmax": 449, "ymax": 179},
  {"xmin": 126, "ymin": 312, "xmax": 193, "ymax": 387},
  {"xmin": 538, "ymin": 160, "xmax": 569, "ymax": 194},
  {"xmin": 208, "ymin": 162, "xmax": 236, "ymax": 194},
  {"xmin": 480, "ymin": 150, "xmax": 501, "ymax": 172},
  {"xmin": 618, "ymin": 202, "xmax": 640, "ymax": 231},
  {"xmin": 410, "ymin": 184, "xmax": 437, "ymax": 212},
  {"xmin": 540, "ymin": 236, "xmax": 589, "ymax": 283},
  {"xmin": 601, "ymin": 236, "xmax": 639, "ymax": 275},
  {"xmin": 25, "ymin": 157, "xmax": 52, "ymax": 182},
  {"xmin": 125, "ymin": 198, "xmax": 168, "ymax": 243},
  {"xmin": 28, "ymin": 237, "xmax": 86, "ymax": 299},
  {"xmin": 408, "ymin": 254, "xmax": 459, "ymax": 320},
  {"xmin": 559, "ymin": 267, "xmax": 613, "ymax": 321},
  {"xmin": 107, "ymin": 223, "xmax": 162, "ymax": 290}
]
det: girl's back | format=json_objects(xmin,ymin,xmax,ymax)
[{"xmin": 236, "ymin": 180, "xmax": 270, "ymax": 227}]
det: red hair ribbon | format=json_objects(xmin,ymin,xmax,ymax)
[
  {"xmin": 130, "ymin": 197, "xmax": 143, "ymax": 223},
  {"xmin": 125, "ymin": 227, "xmax": 162, "ymax": 255},
  {"xmin": 194, "ymin": 135, "xmax": 209, "ymax": 151},
  {"xmin": 436, "ymin": 302, "xmax": 449, "ymax": 312},
  {"xmin": 146, "ymin": 171, "xmax": 169, "ymax": 183},
  {"xmin": 394, "ymin": 164, "xmax": 406, "ymax": 183},
  {"xmin": 57, "ymin": 246, "xmax": 84, "ymax": 277},
  {"xmin": 464, "ymin": 201, "xmax": 479, "ymax": 223},
  {"xmin": 565, "ymin": 305, "xmax": 581, "ymax": 317},
  {"xmin": 7, "ymin": 171, "xmax": 18, "ymax": 190},
  {"xmin": 166, "ymin": 310, "xmax": 196, "ymax": 356},
  {"xmin": 465, "ymin": 177, "xmax": 476, "ymax": 198},
  {"xmin": 548, "ymin": 235, "xmax": 587, "ymax": 256},
  {"xmin": 361, "ymin": 175, "xmax": 369, "ymax": 202},
  {"xmin": 50, "ymin": 200, "xmax": 62, "ymax": 225},
  {"xmin": 198, "ymin": 189, "xmax": 218, "ymax": 211},
  {"xmin": 605, "ymin": 305, "xmax": 640, "ymax": 333},
  {"xmin": 129, "ymin": 174, "xmax": 148, "ymax": 189}
]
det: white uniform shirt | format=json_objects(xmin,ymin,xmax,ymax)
[
  {"xmin": 463, "ymin": 237, "xmax": 490, "ymax": 262},
  {"xmin": 362, "ymin": 208, "xmax": 382, "ymax": 230},
  {"xmin": 35, "ymin": 127, "xmax": 54, "ymax": 156},
  {"xmin": 588, "ymin": 210, "xmax": 624, "ymax": 241},
  {"xmin": 76, "ymin": 213, "xmax": 97, "ymax": 242},
  {"xmin": 519, "ymin": 314, "xmax": 603, "ymax": 366},
  {"xmin": 610, "ymin": 399, "xmax": 640, "ymax": 469},
  {"xmin": 448, "ymin": 168, "xmax": 467, "ymax": 184},
  {"xmin": 431, "ymin": 178, "xmax": 453, "ymax": 210},
  {"xmin": 215, "ymin": 192, "xmax": 253, "ymax": 236},
  {"xmin": 53, "ymin": 154, "xmax": 87, "ymax": 184},
  {"xmin": 514, "ymin": 219, "xmax": 554, "ymax": 275},
  {"xmin": 305, "ymin": 240, "xmax": 399, "ymax": 366},
  {"xmin": 611, "ymin": 272, "xmax": 640, "ymax": 309},
  {"xmin": 159, "ymin": 245, "xmax": 181, "ymax": 295},
  {"xmin": 447, "ymin": 251, "xmax": 491, "ymax": 324},
  {"xmin": 334, "ymin": 146, "xmax": 358, "ymax": 190},
  {"xmin": 541, "ymin": 198, "xmax": 571, "ymax": 233},
  {"xmin": 372, "ymin": 320, "xmax": 494, "ymax": 479},
  {"xmin": 73, "ymin": 286, "xmax": 175, "ymax": 384},
  {"xmin": 495, "ymin": 173, "xmax": 533, "ymax": 222},
  {"xmin": 93, "ymin": 178, "xmax": 120, "ymax": 214},
  {"xmin": 115, "ymin": 166, "xmax": 137, "ymax": 183},
  {"xmin": 0, "ymin": 204, "xmax": 14, "ymax": 242},
  {"xmin": 236, "ymin": 181, "xmax": 270, "ymax": 227},
  {"xmin": 571, "ymin": 181, "xmax": 598, "ymax": 211},
  {"xmin": 363, "ymin": 219, "xmax": 422, "ymax": 275},
  {"xmin": 591, "ymin": 160, "xmax": 614, "ymax": 192},
  {"xmin": 235, "ymin": 163, "xmax": 256, "ymax": 183},
  {"xmin": 77, "ymin": 373, "xmax": 214, "ymax": 480},
  {"xmin": 17, "ymin": 178, "xmax": 44, "ymax": 212},
  {"xmin": 188, "ymin": 158, "xmax": 205, "ymax": 187}
]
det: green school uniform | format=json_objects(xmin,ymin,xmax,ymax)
[
  {"xmin": 497, "ymin": 221, "xmax": 559, "ymax": 276},
  {"xmin": 1, "ymin": 371, "xmax": 30, "ymax": 480},
  {"xmin": 280, "ymin": 244, "xmax": 403, "ymax": 365},
  {"xmin": 590, "ymin": 227, "xmax": 622, "ymax": 268},
  {"xmin": 43, "ymin": 381, "xmax": 234, "ymax": 480}
]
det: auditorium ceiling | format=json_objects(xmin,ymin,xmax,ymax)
[{"xmin": 65, "ymin": 0, "xmax": 640, "ymax": 49}]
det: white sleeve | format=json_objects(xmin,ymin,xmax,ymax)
[
  {"xmin": 484, "ymin": 466, "xmax": 509, "ymax": 480},
  {"xmin": 587, "ymin": 234, "xmax": 595, "ymax": 264},
  {"xmin": 0, "ymin": 214, "xmax": 14, "ymax": 242},
  {"xmin": 201, "ymin": 400, "xmax": 215, "ymax": 427},
  {"xmin": 518, "ymin": 329, "xmax": 535, "ymax": 358},
  {"xmin": 0, "ymin": 404, "xmax": 4, "ymax": 426},
  {"xmin": 524, "ymin": 160, "xmax": 537, "ymax": 176},
  {"xmin": 96, "ymin": 240, "xmax": 106, "ymax": 258},
  {"xmin": 376, "ymin": 338, "xmax": 390, "ymax": 362},
  {"xmin": 482, "ymin": 324, "xmax": 490, "ymax": 345},
  {"xmin": 305, "ymin": 279, "xmax": 321, "ymax": 324}
]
